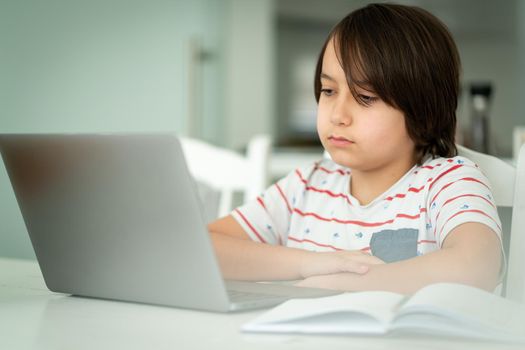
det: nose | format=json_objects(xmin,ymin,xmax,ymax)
[{"xmin": 330, "ymin": 95, "xmax": 352, "ymax": 126}]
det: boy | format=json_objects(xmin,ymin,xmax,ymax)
[{"xmin": 208, "ymin": 3, "xmax": 503, "ymax": 294}]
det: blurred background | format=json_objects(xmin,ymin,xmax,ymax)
[{"xmin": 1, "ymin": 0, "xmax": 524, "ymax": 259}]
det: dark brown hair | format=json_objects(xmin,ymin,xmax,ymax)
[{"xmin": 314, "ymin": 3, "xmax": 460, "ymax": 164}]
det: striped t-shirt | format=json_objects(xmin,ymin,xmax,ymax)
[{"xmin": 231, "ymin": 156, "xmax": 502, "ymax": 263}]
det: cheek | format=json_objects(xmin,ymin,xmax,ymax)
[
  {"xmin": 316, "ymin": 105, "xmax": 328, "ymax": 130},
  {"xmin": 366, "ymin": 109, "xmax": 407, "ymax": 135},
  {"xmin": 358, "ymin": 118, "xmax": 392, "ymax": 139}
]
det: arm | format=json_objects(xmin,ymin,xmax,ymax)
[
  {"xmin": 296, "ymin": 222, "xmax": 503, "ymax": 293},
  {"xmin": 208, "ymin": 215, "xmax": 383, "ymax": 281}
]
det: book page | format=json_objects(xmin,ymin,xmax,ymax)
[
  {"xmin": 242, "ymin": 291, "xmax": 406, "ymax": 334},
  {"xmin": 393, "ymin": 283, "xmax": 525, "ymax": 340}
]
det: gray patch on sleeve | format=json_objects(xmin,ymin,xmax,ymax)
[{"xmin": 370, "ymin": 229, "xmax": 419, "ymax": 263}]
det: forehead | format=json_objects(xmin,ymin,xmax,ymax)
[
  {"xmin": 321, "ymin": 36, "xmax": 369, "ymax": 88},
  {"xmin": 321, "ymin": 39, "xmax": 345, "ymax": 79}
]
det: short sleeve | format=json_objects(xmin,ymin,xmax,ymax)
[
  {"xmin": 427, "ymin": 157, "xmax": 502, "ymax": 247},
  {"xmin": 231, "ymin": 163, "xmax": 315, "ymax": 245}
]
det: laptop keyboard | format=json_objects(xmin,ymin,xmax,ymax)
[{"xmin": 227, "ymin": 289, "xmax": 284, "ymax": 302}]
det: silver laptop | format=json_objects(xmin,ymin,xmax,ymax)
[{"xmin": 0, "ymin": 133, "xmax": 338, "ymax": 312}]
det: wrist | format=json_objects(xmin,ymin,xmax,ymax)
[{"xmin": 297, "ymin": 250, "xmax": 318, "ymax": 279}]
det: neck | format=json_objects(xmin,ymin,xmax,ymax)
[{"xmin": 350, "ymin": 156, "xmax": 417, "ymax": 206}]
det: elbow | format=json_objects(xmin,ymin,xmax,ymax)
[
  {"xmin": 448, "ymin": 247, "xmax": 503, "ymax": 293},
  {"xmin": 441, "ymin": 224, "xmax": 503, "ymax": 293}
]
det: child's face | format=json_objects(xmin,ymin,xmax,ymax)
[{"xmin": 317, "ymin": 39, "xmax": 416, "ymax": 172}]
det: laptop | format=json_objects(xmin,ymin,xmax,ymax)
[{"xmin": 0, "ymin": 133, "xmax": 339, "ymax": 312}]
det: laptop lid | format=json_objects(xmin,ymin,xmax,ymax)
[{"xmin": 0, "ymin": 134, "xmax": 234, "ymax": 311}]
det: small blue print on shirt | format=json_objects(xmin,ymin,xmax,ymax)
[
  {"xmin": 426, "ymin": 223, "xmax": 432, "ymax": 229},
  {"xmin": 304, "ymin": 228, "xmax": 310, "ymax": 234},
  {"xmin": 333, "ymin": 232, "xmax": 340, "ymax": 238},
  {"xmin": 431, "ymin": 202, "xmax": 437, "ymax": 210},
  {"xmin": 457, "ymin": 159, "xmax": 465, "ymax": 164},
  {"xmin": 460, "ymin": 204, "xmax": 470, "ymax": 210},
  {"xmin": 355, "ymin": 232, "xmax": 363, "ymax": 239}
]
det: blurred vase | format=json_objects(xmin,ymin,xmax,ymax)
[{"xmin": 469, "ymin": 83, "xmax": 493, "ymax": 154}]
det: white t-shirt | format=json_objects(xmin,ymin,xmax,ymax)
[{"xmin": 231, "ymin": 156, "xmax": 502, "ymax": 263}]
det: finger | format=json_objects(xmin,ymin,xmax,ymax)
[
  {"xmin": 345, "ymin": 254, "xmax": 384, "ymax": 265},
  {"xmin": 295, "ymin": 277, "xmax": 321, "ymax": 288},
  {"xmin": 294, "ymin": 279, "xmax": 310, "ymax": 287},
  {"xmin": 341, "ymin": 260, "xmax": 370, "ymax": 274}
]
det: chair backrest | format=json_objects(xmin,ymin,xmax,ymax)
[
  {"xmin": 457, "ymin": 144, "xmax": 525, "ymax": 303},
  {"xmin": 180, "ymin": 135, "xmax": 272, "ymax": 220},
  {"xmin": 506, "ymin": 144, "xmax": 525, "ymax": 303}
]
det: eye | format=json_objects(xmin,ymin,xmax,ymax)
[
  {"xmin": 320, "ymin": 88, "xmax": 335, "ymax": 97},
  {"xmin": 357, "ymin": 94, "xmax": 379, "ymax": 106}
]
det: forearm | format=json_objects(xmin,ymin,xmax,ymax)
[
  {"xmin": 208, "ymin": 215, "xmax": 379, "ymax": 281},
  {"xmin": 371, "ymin": 248, "xmax": 500, "ymax": 293},
  {"xmin": 298, "ymin": 223, "xmax": 502, "ymax": 294},
  {"xmin": 210, "ymin": 232, "xmax": 311, "ymax": 281},
  {"xmin": 317, "ymin": 249, "xmax": 498, "ymax": 294}
]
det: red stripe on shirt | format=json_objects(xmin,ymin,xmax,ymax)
[
  {"xmin": 295, "ymin": 169, "xmax": 308, "ymax": 183},
  {"xmin": 256, "ymin": 196, "xmax": 266, "ymax": 210},
  {"xmin": 384, "ymin": 173, "xmax": 439, "ymax": 201},
  {"xmin": 234, "ymin": 209, "xmax": 267, "ymax": 243},
  {"xmin": 289, "ymin": 238, "xmax": 437, "ymax": 254},
  {"xmin": 430, "ymin": 177, "xmax": 489, "ymax": 205},
  {"xmin": 384, "ymin": 169, "xmax": 457, "ymax": 202},
  {"xmin": 419, "ymin": 159, "xmax": 454, "ymax": 170},
  {"xmin": 379, "ymin": 164, "xmax": 464, "ymax": 203},
  {"xmin": 304, "ymin": 186, "xmax": 352, "ymax": 204},
  {"xmin": 437, "ymin": 209, "xmax": 501, "ymax": 241},
  {"xmin": 441, "ymin": 193, "xmax": 495, "ymax": 208},
  {"xmin": 385, "ymin": 185, "xmax": 426, "ymax": 201},
  {"xmin": 275, "ymin": 183, "xmax": 293, "ymax": 214},
  {"xmin": 288, "ymin": 236, "xmax": 342, "ymax": 251},
  {"xmin": 418, "ymin": 240, "xmax": 437, "ymax": 244},
  {"xmin": 428, "ymin": 164, "xmax": 463, "ymax": 190},
  {"xmin": 292, "ymin": 207, "xmax": 426, "ymax": 227},
  {"xmin": 295, "ymin": 169, "xmax": 352, "ymax": 205},
  {"xmin": 432, "ymin": 193, "xmax": 495, "ymax": 238},
  {"xmin": 314, "ymin": 165, "xmax": 349, "ymax": 176}
]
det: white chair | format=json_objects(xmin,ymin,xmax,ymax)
[
  {"xmin": 180, "ymin": 135, "xmax": 272, "ymax": 220},
  {"xmin": 457, "ymin": 144, "xmax": 525, "ymax": 303}
]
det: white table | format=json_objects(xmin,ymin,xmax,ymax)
[{"xmin": 0, "ymin": 257, "xmax": 521, "ymax": 350}]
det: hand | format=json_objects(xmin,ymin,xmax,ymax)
[
  {"xmin": 299, "ymin": 250, "xmax": 385, "ymax": 279},
  {"xmin": 295, "ymin": 274, "xmax": 349, "ymax": 291}
]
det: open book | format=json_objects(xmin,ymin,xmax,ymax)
[{"xmin": 242, "ymin": 283, "xmax": 525, "ymax": 343}]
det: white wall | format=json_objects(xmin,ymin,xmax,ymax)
[
  {"xmin": 0, "ymin": 0, "xmax": 229, "ymax": 258},
  {"xmin": 224, "ymin": 0, "xmax": 275, "ymax": 149}
]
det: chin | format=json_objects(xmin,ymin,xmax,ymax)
[{"xmin": 328, "ymin": 153, "xmax": 354, "ymax": 169}]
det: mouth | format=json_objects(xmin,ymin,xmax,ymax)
[{"xmin": 328, "ymin": 135, "xmax": 354, "ymax": 146}]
